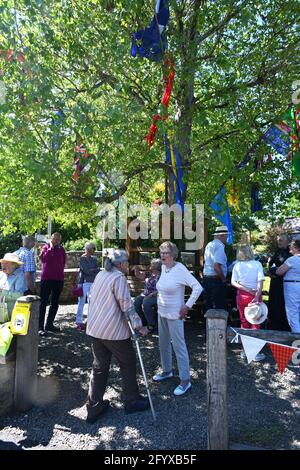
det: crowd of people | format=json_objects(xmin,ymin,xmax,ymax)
[{"xmin": 0, "ymin": 226, "xmax": 299, "ymax": 423}]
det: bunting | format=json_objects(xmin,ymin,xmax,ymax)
[
  {"xmin": 164, "ymin": 132, "xmax": 186, "ymax": 209},
  {"xmin": 145, "ymin": 57, "xmax": 175, "ymax": 148},
  {"xmin": 131, "ymin": 0, "xmax": 170, "ymax": 62},
  {"xmin": 72, "ymin": 142, "xmax": 93, "ymax": 182},
  {"xmin": 210, "ymin": 187, "xmax": 234, "ymax": 244},
  {"xmin": 230, "ymin": 327, "xmax": 300, "ymax": 373}
]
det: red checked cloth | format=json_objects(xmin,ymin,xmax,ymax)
[{"xmin": 268, "ymin": 343, "xmax": 297, "ymax": 374}]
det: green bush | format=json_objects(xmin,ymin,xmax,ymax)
[
  {"xmin": 63, "ymin": 238, "xmax": 103, "ymax": 251},
  {"xmin": 0, "ymin": 233, "xmax": 23, "ymax": 259}
]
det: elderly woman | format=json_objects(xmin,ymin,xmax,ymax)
[
  {"xmin": 75, "ymin": 242, "xmax": 100, "ymax": 330},
  {"xmin": 86, "ymin": 249, "xmax": 149, "ymax": 424},
  {"xmin": 231, "ymin": 245, "xmax": 265, "ymax": 360},
  {"xmin": 134, "ymin": 258, "xmax": 161, "ymax": 333},
  {"xmin": 275, "ymin": 239, "xmax": 300, "ymax": 333},
  {"xmin": 153, "ymin": 241, "xmax": 202, "ymax": 396},
  {"xmin": 0, "ymin": 253, "xmax": 26, "ymax": 319}
]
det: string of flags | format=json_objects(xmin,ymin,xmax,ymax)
[
  {"xmin": 145, "ymin": 57, "xmax": 175, "ymax": 148},
  {"xmin": 164, "ymin": 132, "xmax": 186, "ymax": 209},
  {"xmin": 263, "ymin": 105, "xmax": 300, "ymax": 179},
  {"xmin": 72, "ymin": 142, "xmax": 94, "ymax": 182},
  {"xmin": 230, "ymin": 327, "xmax": 299, "ymax": 374},
  {"xmin": 131, "ymin": 0, "xmax": 170, "ymax": 62},
  {"xmin": 210, "ymin": 187, "xmax": 234, "ymax": 244}
]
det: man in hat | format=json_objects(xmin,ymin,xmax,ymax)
[
  {"xmin": 203, "ymin": 225, "xmax": 228, "ymax": 311},
  {"xmin": 0, "ymin": 253, "xmax": 26, "ymax": 318}
]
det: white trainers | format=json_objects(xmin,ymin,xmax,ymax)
[
  {"xmin": 253, "ymin": 353, "xmax": 266, "ymax": 362},
  {"xmin": 174, "ymin": 382, "xmax": 191, "ymax": 396},
  {"xmin": 152, "ymin": 371, "xmax": 173, "ymax": 382},
  {"xmin": 240, "ymin": 351, "xmax": 246, "ymax": 359}
]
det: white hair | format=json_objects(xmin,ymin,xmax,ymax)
[{"xmin": 104, "ymin": 249, "xmax": 129, "ymax": 271}]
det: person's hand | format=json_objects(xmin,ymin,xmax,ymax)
[
  {"xmin": 179, "ymin": 305, "xmax": 189, "ymax": 319},
  {"xmin": 137, "ymin": 326, "xmax": 149, "ymax": 337}
]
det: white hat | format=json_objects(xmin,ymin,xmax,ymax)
[
  {"xmin": 213, "ymin": 225, "xmax": 229, "ymax": 236},
  {"xmin": 244, "ymin": 302, "xmax": 268, "ymax": 325},
  {"xmin": 0, "ymin": 253, "xmax": 23, "ymax": 265}
]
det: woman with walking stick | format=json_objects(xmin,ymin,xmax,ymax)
[{"xmin": 86, "ymin": 249, "xmax": 150, "ymax": 424}]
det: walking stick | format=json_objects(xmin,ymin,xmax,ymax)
[{"xmin": 124, "ymin": 307, "xmax": 157, "ymax": 422}]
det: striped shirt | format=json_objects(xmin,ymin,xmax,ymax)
[{"xmin": 86, "ymin": 267, "xmax": 133, "ymax": 340}]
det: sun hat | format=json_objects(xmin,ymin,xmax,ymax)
[
  {"xmin": 213, "ymin": 225, "xmax": 229, "ymax": 236},
  {"xmin": 244, "ymin": 302, "xmax": 268, "ymax": 325},
  {"xmin": 0, "ymin": 253, "xmax": 24, "ymax": 265}
]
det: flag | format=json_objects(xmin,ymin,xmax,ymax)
[
  {"xmin": 251, "ymin": 184, "xmax": 262, "ymax": 212},
  {"xmin": 268, "ymin": 343, "xmax": 297, "ymax": 374},
  {"xmin": 51, "ymin": 109, "xmax": 65, "ymax": 152},
  {"xmin": 241, "ymin": 335, "xmax": 266, "ymax": 364},
  {"xmin": 210, "ymin": 187, "xmax": 234, "ymax": 244},
  {"xmin": 263, "ymin": 125, "xmax": 291, "ymax": 156},
  {"xmin": 164, "ymin": 133, "xmax": 186, "ymax": 210},
  {"xmin": 131, "ymin": 0, "xmax": 170, "ymax": 61}
]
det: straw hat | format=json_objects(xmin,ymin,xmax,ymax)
[
  {"xmin": 244, "ymin": 302, "xmax": 268, "ymax": 325},
  {"xmin": 0, "ymin": 253, "xmax": 23, "ymax": 265},
  {"xmin": 213, "ymin": 225, "xmax": 229, "ymax": 236}
]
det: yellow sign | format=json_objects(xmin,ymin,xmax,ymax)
[{"xmin": 10, "ymin": 302, "xmax": 31, "ymax": 335}]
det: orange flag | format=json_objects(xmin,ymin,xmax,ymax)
[{"xmin": 268, "ymin": 343, "xmax": 297, "ymax": 374}]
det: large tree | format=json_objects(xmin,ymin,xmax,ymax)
[{"xmin": 0, "ymin": 0, "xmax": 299, "ymax": 234}]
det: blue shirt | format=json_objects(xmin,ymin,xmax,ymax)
[
  {"xmin": 0, "ymin": 267, "xmax": 27, "ymax": 294},
  {"xmin": 203, "ymin": 238, "xmax": 227, "ymax": 277},
  {"xmin": 15, "ymin": 247, "xmax": 36, "ymax": 289}
]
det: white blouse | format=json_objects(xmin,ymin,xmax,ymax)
[{"xmin": 156, "ymin": 262, "xmax": 203, "ymax": 320}]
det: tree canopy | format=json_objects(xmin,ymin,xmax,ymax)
[{"xmin": 0, "ymin": 0, "xmax": 299, "ymax": 235}]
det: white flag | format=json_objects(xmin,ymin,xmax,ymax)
[{"xmin": 241, "ymin": 335, "xmax": 266, "ymax": 363}]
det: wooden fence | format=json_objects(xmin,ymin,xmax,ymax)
[{"xmin": 205, "ymin": 308, "xmax": 300, "ymax": 450}]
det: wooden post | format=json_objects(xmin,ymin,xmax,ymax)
[
  {"xmin": 205, "ymin": 309, "xmax": 229, "ymax": 450},
  {"xmin": 14, "ymin": 296, "xmax": 40, "ymax": 412}
]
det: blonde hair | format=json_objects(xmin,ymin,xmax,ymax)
[
  {"xmin": 159, "ymin": 241, "xmax": 179, "ymax": 260},
  {"xmin": 236, "ymin": 245, "xmax": 255, "ymax": 261}
]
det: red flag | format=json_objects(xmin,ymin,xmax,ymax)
[{"xmin": 268, "ymin": 343, "xmax": 297, "ymax": 374}]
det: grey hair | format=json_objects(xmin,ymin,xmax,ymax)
[
  {"xmin": 150, "ymin": 258, "xmax": 162, "ymax": 271},
  {"xmin": 159, "ymin": 241, "xmax": 179, "ymax": 260},
  {"xmin": 85, "ymin": 242, "xmax": 96, "ymax": 252},
  {"xmin": 236, "ymin": 245, "xmax": 255, "ymax": 261},
  {"xmin": 23, "ymin": 235, "xmax": 36, "ymax": 248},
  {"xmin": 104, "ymin": 249, "xmax": 129, "ymax": 271}
]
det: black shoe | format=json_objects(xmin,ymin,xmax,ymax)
[
  {"xmin": 45, "ymin": 325, "xmax": 61, "ymax": 333},
  {"xmin": 86, "ymin": 400, "xmax": 110, "ymax": 424},
  {"xmin": 38, "ymin": 329, "xmax": 47, "ymax": 337},
  {"xmin": 125, "ymin": 396, "xmax": 150, "ymax": 414}
]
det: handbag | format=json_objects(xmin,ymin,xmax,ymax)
[
  {"xmin": 72, "ymin": 285, "xmax": 84, "ymax": 298},
  {"xmin": 71, "ymin": 266, "xmax": 84, "ymax": 298}
]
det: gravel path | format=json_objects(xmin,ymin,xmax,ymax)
[{"xmin": 0, "ymin": 305, "xmax": 300, "ymax": 450}]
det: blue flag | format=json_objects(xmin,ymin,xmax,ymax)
[
  {"xmin": 131, "ymin": 0, "xmax": 170, "ymax": 61},
  {"xmin": 164, "ymin": 133, "xmax": 186, "ymax": 210},
  {"xmin": 210, "ymin": 187, "xmax": 234, "ymax": 245},
  {"xmin": 263, "ymin": 125, "xmax": 290, "ymax": 156}
]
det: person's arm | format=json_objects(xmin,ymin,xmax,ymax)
[
  {"xmin": 276, "ymin": 263, "xmax": 289, "ymax": 276},
  {"xmin": 214, "ymin": 263, "xmax": 226, "ymax": 282},
  {"xmin": 25, "ymin": 272, "xmax": 35, "ymax": 293},
  {"xmin": 231, "ymin": 265, "xmax": 256, "ymax": 294},
  {"xmin": 179, "ymin": 267, "xmax": 203, "ymax": 319},
  {"xmin": 40, "ymin": 244, "xmax": 54, "ymax": 262}
]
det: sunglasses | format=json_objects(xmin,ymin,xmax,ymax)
[{"xmin": 160, "ymin": 251, "xmax": 171, "ymax": 256}]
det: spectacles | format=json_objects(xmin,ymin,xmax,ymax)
[{"xmin": 160, "ymin": 251, "xmax": 171, "ymax": 256}]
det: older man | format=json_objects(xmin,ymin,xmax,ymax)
[
  {"xmin": 39, "ymin": 232, "xmax": 66, "ymax": 335},
  {"xmin": 15, "ymin": 235, "xmax": 37, "ymax": 295},
  {"xmin": 203, "ymin": 225, "xmax": 228, "ymax": 311}
]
